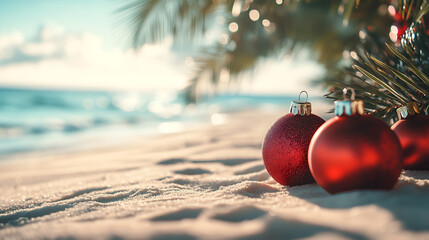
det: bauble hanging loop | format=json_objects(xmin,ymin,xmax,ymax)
[
  {"xmin": 289, "ymin": 91, "xmax": 311, "ymax": 116},
  {"xmin": 262, "ymin": 91, "xmax": 325, "ymax": 186}
]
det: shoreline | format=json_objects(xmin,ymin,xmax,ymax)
[
  {"xmin": 0, "ymin": 109, "xmax": 272, "ymax": 164},
  {"xmin": 0, "ymin": 99, "xmax": 334, "ymax": 163}
]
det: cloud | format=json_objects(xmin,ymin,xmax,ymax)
[
  {"xmin": 0, "ymin": 24, "xmax": 188, "ymax": 91},
  {"xmin": 239, "ymin": 56, "xmax": 326, "ymax": 96},
  {"xmin": 0, "ymin": 24, "xmax": 325, "ymax": 95}
]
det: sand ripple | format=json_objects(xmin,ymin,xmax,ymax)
[{"xmin": 1, "ymin": 111, "xmax": 429, "ymax": 239}]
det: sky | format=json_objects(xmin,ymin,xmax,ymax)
[
  {"xmin": 0, "ymin": 0, "xmax": 117, "ymax": 48},
  {"xmin": 0, "ymin": 0, "xmax": 325, "ymax": 95}
]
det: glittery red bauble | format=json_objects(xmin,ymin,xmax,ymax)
[
  {"xmin": 392, "ymin": 114, "xmax": 429, "ymax": 170},
  {"xmin": 262, "ymin": 113, "xmax": 325, "ymax": 186},
  {"xmin": 308, "ymin": 115, "xmax": 403, "ymax": 194}
]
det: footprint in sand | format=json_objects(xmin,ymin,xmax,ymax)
[
  {"xmin": 174, "ymin": 168, "xmax": 212, "ymax": 175},
  {"xmin": 158, "ymin": 157, "xmax": 259, "ymax": 167},
  {"xmin": 235, "ymin": 217, "xmax": 369, "ymax": 240},
  {"xmin": 150, "ymin": 208, "xmax": 203, "ymax": 221},
  {"xmin": 211, "ymin": 206, "xmax": 267, "ymax": 222},
  {"xmin": 157, "ymin": 158, "xmax": 188, "ymax": 165},
  {"xmin": 233, "ymin": 143, "xmax": 262, "ymax": 149},
  {"xmin": 191, "ymin": 158, "xmax": 260, "ymax": 166},
  {"xmin": 55, "ymin": 186, "xmax": 110, "ymax": 201},
  {"xmin": 150, "ymin": 233, "xmax": 197, "ymax": 240},
  {"xmin": 0, "ymin": 203, "xmax": 72, "ymax": 226}
]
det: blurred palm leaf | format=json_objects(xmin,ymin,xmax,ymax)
[
  {"xmin": 117, "ymin": 0, "xmax": 232, "ymax": 47},
  {"xmin": 119, "ymin": 0, "xmax": 393, "ymax": 102}
]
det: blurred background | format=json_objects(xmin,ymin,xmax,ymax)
[
  {"xmin": 1, "ymin": 0, "xmax": 419, "ymax": 156},
  {"xmin": 0, "ymin": 0, "xmax": 326, "ymax": 156}
]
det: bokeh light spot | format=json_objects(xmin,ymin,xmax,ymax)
[
  {"xmin": 249, "ymin": 10, "xmax": 260, "ymax": 21},
  {"xmin": 229, "ymin": 22, "xmax": 239, "ymax": 32}
]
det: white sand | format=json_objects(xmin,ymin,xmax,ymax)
[{"xmin": 1, "ymin": 109, "xmax": 429, "ymax": 240}]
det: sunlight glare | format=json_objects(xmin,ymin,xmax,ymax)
[
  {"xmin": 211, "ymin": 113, "xmax": 226, "ymax": 125},
  {"xmin": 158, "ymin": 122, "xmax": 183, "ymax": 133}
]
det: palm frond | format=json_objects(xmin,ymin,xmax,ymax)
[
  {"xmin": 119, "ymin": 0, "xmax": 395, "ymax": 103},
  {"xmin": 117, "ymin": 0, "xmax": 229, "ymax": 48}
]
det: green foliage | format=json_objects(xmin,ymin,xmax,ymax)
[
  {"xmin": 119, "ymin": 0, "xmax": 393, "ymax": 102},
  {"xmin": 119, "ymin": 0, "xmax": 429, "ymax": 122},
  {"xmin": 117, "ymin": 0, "xmax": 230, "ymax": 48},
  {"xmin": 328, "ymin": 42, "xmax": 429, "ymax": 122},
  {"xmin": 327, "ymin": 2, "xmax": 429, "ymax": 123}
]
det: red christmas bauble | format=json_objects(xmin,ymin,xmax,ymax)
[
  {"xmin": 309, "ymin": 114, "xmax": 403, "ymax": 194},
  {"xmin": 392, "ymin": 114, "xmax": 429, "ymax": 170},
  {"xmin": 263, "ymin": 113, "xmax": 325, "ymax": 186}
]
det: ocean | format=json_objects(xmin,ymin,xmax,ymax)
[{"xmin": 0, "ymin": 87, "xmax": 302, "ymax": 157}]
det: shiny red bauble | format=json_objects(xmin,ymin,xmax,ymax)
[
  {"xmin": 308, "ymin": 115, "xmax": 403, "ymax": 194},
  {"xmin": 392, "ymin": 114, "xmax": 429, "ymax": 170},
  {"xmin": 262, "ymin": 113, "xmax": 325, "ymax": 186}
]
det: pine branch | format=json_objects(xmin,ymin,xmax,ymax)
[{"xmin": 330, "ymin": 26, "xmax": 429, "ymax": 122}]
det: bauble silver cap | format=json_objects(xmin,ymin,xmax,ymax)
[
  {"xmin": 397, "ymin": 102, "xmax": 420, "ymax": 119},
  {"xmin": 334, "ymin": 88, "xmax": 364, "ymax": 116},
  {"xmin": 290, "ymin": 91, "xmax": 311, "ymax": 116}
]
